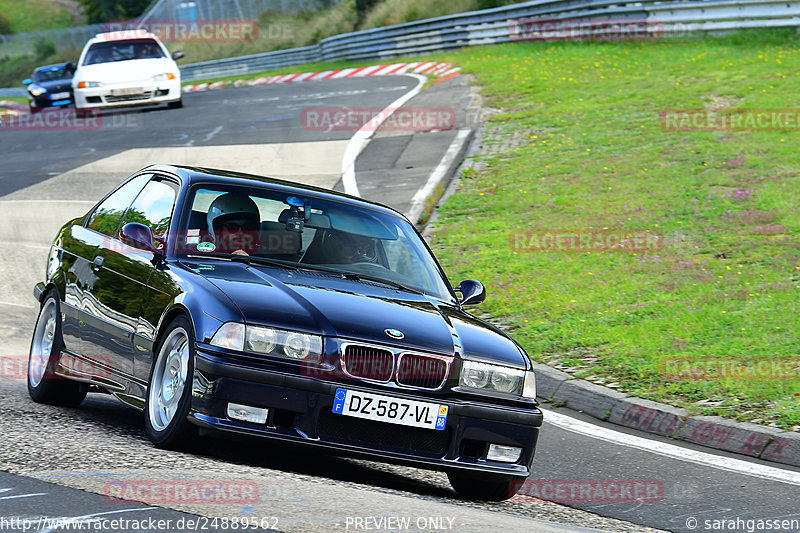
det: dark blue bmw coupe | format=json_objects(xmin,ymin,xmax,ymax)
[{"xmin": 29, "ymin": 165, "xmax": 542, "ymax": 501}]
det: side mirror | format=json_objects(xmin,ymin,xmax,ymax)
[
  {"xmin": 66, "ymin": 61, "xmax": 76, "ymax": 72},
  {"xmin": 22, "ymin": 78, "xmax": 32, "ymax": 85},
  {"xmin": 171, "ymin": 51, "xmax": 184, "ymax": 60},
  {"xmin": 120, "ymin": 223, "xmax": 163, "ymax": 258},
  {"xmin": 456, "ymin": 279, "xmax": 486, "ymax": 306}
]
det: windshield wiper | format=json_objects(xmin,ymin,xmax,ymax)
[{"xmin": 341, "ymin": 272, "xmax": 425, "ymax": 296}]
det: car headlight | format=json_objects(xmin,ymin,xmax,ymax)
[
  {"xmin": 459, "ymin": 361, "xmax": 534, "ymax": 397},
  {"xmin": 152, "ymin": 73, "xmax": 176, "ymax": 81},
  {"xmin": 77, "ymin": 81, "xmax": 103, "ymax": 88},
  {"xmin": 29, "ymin": 84, "xmax": 46, "ymax": 97},
  {"xmin": 210, "ymin": 322, "xmax": 322, "ymax": 363}
]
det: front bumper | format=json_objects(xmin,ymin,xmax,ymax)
[
  {"xmin": 192, "ymin": 349, "xmax": 542, "ymax": 477},
  {"xmin": 29, "ymin": 93, "xmax": 73, "ymax": 109},
  {"xmin": 74, "ymin": 78, "xmax": 180, "ymax": 109}
]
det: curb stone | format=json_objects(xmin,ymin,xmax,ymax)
[
  {"xmin": 551, "ymin": 379, "xmax": 628, "ymax": 421},
  {"xmin": 532, "ymin": 362, "xmax": 573, "ymax": 400},
  {"xmin": 609, "ymin": 397, "xmax": 686, "ymax": 438},
  {"xmin": 679, "ymin": 416, "xmax": 784, "ymax": 458},
  {"xmin": 761, "ymin": 431, "xmax": 800, "ymax": 465},
  {"xmin": 182, "ymin": 61, "xmax": 460, "ymax": 93},
  {"xmin": 534, "ymin": 362, "xmax": 800, "ymax": 466},
  {"xmin": 420, "ymin": 80, "xmax": 800, "ymax": 470}
]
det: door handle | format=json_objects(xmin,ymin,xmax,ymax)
[{"xmin": 92, "ymin": 255, "xmax": 104, "ymax": 271}]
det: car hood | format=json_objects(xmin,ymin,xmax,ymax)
[
  {"xmin": 35, "ymin": 79, "xmax": 73, "ymax": 92},
  {"xmin": 74, "ymin": 58, "xmax": 177, "ymax": 84},
  {"xmin": 187, "ymin": 261, "xmax": 527, "ymax": 367}
]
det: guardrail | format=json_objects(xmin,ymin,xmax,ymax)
[
  {"xmin": 3, "ymin": 0, "xmax": 799, "ymax": 88},
  {"xmin": 178, "ymin": 0, "xmax": 800, "ymax": 82},
  {"xmin": 0, "ymin": 0, "xmax": 336, "ymax": 58}
]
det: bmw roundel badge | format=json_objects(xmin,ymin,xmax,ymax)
[{"xmin": 385, "ymin": 328, "xmax": 404, "ymax": 339}]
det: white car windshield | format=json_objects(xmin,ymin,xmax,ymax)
[{"xmin": 83, "ymin": 39, "xmax": 165, "ymax": 66}]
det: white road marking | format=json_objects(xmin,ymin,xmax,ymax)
[
  {"xmin": 0, "ymin": 493, "xmax": 47, "ymax": 500},
  {"xmin": 405, "ymin": 128, "xmax": 471, "ymax": 223},
  {"xmin": 341, "ymin": 74, "xmax": 427, "ymax": 197},
  {"xmin": 542, "ymin": 407, "xmax": 800, "ymax": 486},
  {"xmin": 203, "ymin": 125, "xmax": 223, "ymax": 143}
]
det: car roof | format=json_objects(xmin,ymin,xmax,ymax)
[
  {"xmin": 147, "ymin": 164, "xmax": 410, "ymax": 221},
  {"xmin": 34, "ymin": 63, "xmax": 72, "ymax": 73}
]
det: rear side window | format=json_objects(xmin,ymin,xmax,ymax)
[
  {"xmin": 86, "ymin": 174, "xmax": 151, "ymax": 237},
  {"xmin": 121, "ymin": 178, "xmax": 178, "ymax": 239}
]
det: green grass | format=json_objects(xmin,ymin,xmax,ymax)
[
  {"xmin": 0, "ymin": 0, "xmax": 73, "ymax": 32},
  {"xmin": 428, "ymin": 30, "xmax": 800, "ymax": 430},
  {"xmin": 0, "ymin": 96, "xmax": 26, "ymax": 104}
]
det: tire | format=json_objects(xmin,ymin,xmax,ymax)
[
  {"xmin": 447, "ymin": 471, "xmax": 527, "ymax": 502},
  {"xmin": 144, "ymin": 315, "xmax": 198, "ymax": 449},
  {"xmin": 28, "ymin": 291, "xmax": 87, "ymax": 407},
  {"xmin": 74, "ymin": 108, "xmax": 89, "ymax": 119},
  {"xmin": 167, "ymin": 98, "xmax": 183, "ymax": 109}
]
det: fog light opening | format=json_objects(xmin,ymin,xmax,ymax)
[
  {"xmin": 487, "ymin": 444, "xmax": 522, "ymax": 463},
  {"xmin": 226, "ymin": 402, "xmax": 269, "ymax": 424}
]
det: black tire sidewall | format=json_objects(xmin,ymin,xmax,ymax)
[
  {"xmin": 144, "ymin": 315, "xmax": 197, "ymax": 448},
  {"xmin": 27, "ymin": 290, "xmax": 86, "ymax": 406}
]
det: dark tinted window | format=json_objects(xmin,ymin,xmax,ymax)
[
  {"xmin": 122, "ymin": 178, "xmax": 178, "ymax": 239},
  {"xmin": 33, "ymin": 66, "xmax": 72, "ymax": 82},
  {"xmin": 83, "ymin": 39, "xmax": 165, "ymax": 65},
  {"xmin": 86, "ymin": 174, "xmax": 151, "ymax": 237}
]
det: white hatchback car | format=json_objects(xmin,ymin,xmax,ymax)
[{"xmin": 73, "ymin": 31, "xmax": 184, "ymax": 114}]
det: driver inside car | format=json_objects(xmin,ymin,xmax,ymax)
[
  {"xmin": 206, "ymin": 193, "xmax": 260, "ymax": 256},
  {"xmin": 328, "ymin": 230, "xmax": 378, "ymax": 264}
]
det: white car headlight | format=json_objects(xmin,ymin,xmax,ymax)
[
  {"xmin": 77, "ymin": 81, "xmax": 103, "ymax": 89},
  {"xmin": 29, "ymin": 84, "xmax": 46, "ymax": 97},
  {"xmin": 152, "ymin": 73, "xmax": 176, "ymax": 82},
  {"xmin": 459, "ymin": 361, "xmax": 532, "ymax": 397},
  {"xmin": 211, "ymin": 322, "xmax": 322, "ymax": 363}
]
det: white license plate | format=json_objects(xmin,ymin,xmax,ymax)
[
  {"xmin": 50, "ymin": 92, "xmax": 70, "ymax": 100},
  {"xmin": 110, "ymin": 87, "xmax": 144, "ymax": 96},
  {"xmin": 332, "ymin": 388, "xmax": 448, "ymax": 430}
]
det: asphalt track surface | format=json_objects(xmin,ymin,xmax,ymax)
[{"xmin": 0, "ymin": 75, "xmax": 798, "ymax": 533}]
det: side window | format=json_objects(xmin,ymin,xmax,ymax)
[
  {"xmin": 121, "ymin": 178, "xmax": 178, "ymax": 240},
  {"xmin": 86, "ymin": 174, "xmax": 151, "ymax": 237}
]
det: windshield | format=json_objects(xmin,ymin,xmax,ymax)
[
  {"xmin": 178, "ymin": 185, "xmax": 454, "ymax": 301},
  {"xmin": 83, "ymin": 39, "xmax": 165, "ymax": 65},
  {"xmin": 33, "ymin": 66, "xmax": 72, "ymax": 82}
]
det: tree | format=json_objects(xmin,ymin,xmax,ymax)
[
  {"xmin": 77, "ymin": 0, "xmax": 152, "ymax": 24},
  {"xmin": 0, "ymin": 12, "xmax": 12, "ymax": 34}
]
